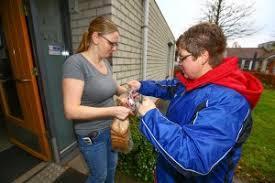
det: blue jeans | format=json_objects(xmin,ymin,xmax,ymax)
[{"xmin": 77, "ymin": 128, "xmax": 118, "ymax": 183}]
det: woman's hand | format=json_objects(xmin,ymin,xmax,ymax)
[
  {"xmin": 138, "ymin": 97, "xmax": 156, "ymax": 116},
  {"xmin": 116, "ymin": 84, "xmax": 128, "ymax": 96},
  {"xmin": 113, "ymin": 106, "xmax": 131, "ymax": 120},
  {"xmin": 116, "ymin": 94, "xmax": 129, "ymax": 108}
]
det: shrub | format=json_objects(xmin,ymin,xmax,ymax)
[
  {"xmin": 250, "ymin": 71, "xmax": 275, "ymax": 88},
  {"xmin": 117, "ymin": 116, "xmax": 156, "ymax": 182}
]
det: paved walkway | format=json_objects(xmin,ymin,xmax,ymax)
[
  {"xmin": 14, "ymin": 162, "xmax": 67, "ymax": 183},
  {"xmin": 13, "ymin": 153, "xmax": 141, "ymax": 183},
  {"xmin": 13, "ymin": 152, "xmax": 243, "ymax": 183}
]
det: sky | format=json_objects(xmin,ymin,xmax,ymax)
[{"xmin": 156, "ymin": 0, "xmax": 275, "ymax": 48}]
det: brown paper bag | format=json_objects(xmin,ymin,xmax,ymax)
[
  {"xmin": 111, "ymin": 118, "xmax": 133, "ymax": 153},
  {"xmin": 111, "ymin": 93, "xmax": 134, "ymax": 153}
]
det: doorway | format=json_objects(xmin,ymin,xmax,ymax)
[
  {"xmin": 26, "ymin": 0, "xmax": 76, "ymax": 161},
  {"xmin": 0, "ymin": 25, "xmax": 13, "ymax": 152},
  {"xmin": 0, "ymin": 0, "xmax": 51, "ymax": 161},
  {"xmin": 0, "ymin": 0, "xmax": 77, "ymax": 166}
]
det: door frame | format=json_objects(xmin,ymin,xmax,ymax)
[{"xmin": 25, "ymin": 0, "xmax": 75, "ymax": 162}]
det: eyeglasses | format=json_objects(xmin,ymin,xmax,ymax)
[
  {"xmin": 100, "ymin": 36, "xmax": 119, "ymax": 48},
  {"xmin": 178, "ymin": 54, "xmax": 192, "ymax": 64}
]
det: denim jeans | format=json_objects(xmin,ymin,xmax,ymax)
[{"xmin": 77, "ymin": 128, "xmax": 118, "ymax": 183}]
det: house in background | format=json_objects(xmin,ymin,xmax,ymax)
[
  {"xmin": 226, "ymin": 41, "xmax": 275, "ymax": 74},
  {"xmin": 0, "ymin": 0, "xmax": 175, "ymax": 164}
]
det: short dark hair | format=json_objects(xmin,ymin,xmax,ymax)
[{"xmin": 176, "ymin": 22, "xmax": 226, "ymax": 67}]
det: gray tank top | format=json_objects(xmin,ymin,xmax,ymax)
[{"xmin": 62, "ymin": 53, "xmax": 117, "ymax": 135}]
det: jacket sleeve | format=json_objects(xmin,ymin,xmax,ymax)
[
  {"xmin": 139, "ymin": 79, "xmax": 182, "ymax": 100},
  {"xmin": 139, "ymin": 96, "xmax": 250, "ymax": 175}
]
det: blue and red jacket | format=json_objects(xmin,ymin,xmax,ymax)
[{"xmin": 138, "ymin": 57, "xmax": 263, "ymax": 183}]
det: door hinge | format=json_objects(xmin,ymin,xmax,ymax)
[
  {"xmin": 32, "ymin": 67, "xmax": 39, "ymax": 76},
  {"xmin": 21, "ymin": 1, "xmax": 28, "ymax": 16}
]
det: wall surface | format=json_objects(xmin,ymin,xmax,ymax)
[
  {"xmin": 69, "ymin": 0, "xmax": 175, "ymax": 84},
  {"xmin": 70, "ymin": 0, "xmax": 112, "ymax": 51},
  {"xmin": 147, "ymin": 0, "xmax": 175, "ymax": 80},
  {"xmin": 111, "ymin": 0, "xmax": 144, "ymax": 84}
]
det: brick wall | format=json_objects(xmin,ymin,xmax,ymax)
[
  {"xmin": 147, "ymin": 0, "xmax": 175, "ymax": 80},
  {"xmin": 111, "ymin": 0, "xmax": 144, "ymax": 84},
  {"xmin": 70, "ymin": 0, "xmax": 112, "ymax": 51},
  {"xmin": 69, "ymin": 0, "xmax": 175, "ymax": 85}
]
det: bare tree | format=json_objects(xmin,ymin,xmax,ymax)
[{"xmin": 201, "ymin": 0, "xmax": 258, "ymax": 40}]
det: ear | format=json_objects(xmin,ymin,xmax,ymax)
[
  {"xmin": 199, "ymin": 50, "xmax": 209, "ymax": 65},
  {"xmin": 91, "ymin": 32, "xmax": 100, "ymax": 45}
]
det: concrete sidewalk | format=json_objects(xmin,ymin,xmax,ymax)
[
  {"xmin": 14, "ymin": 162, "xmax": 67, "ymax": 183},
  {"xmin": 14, "ymin": 151, "xmax": 243, "ymax": 183},
  {"xmin": 13, "ymin": 151, "xmax": 141, "ymax": 183}
]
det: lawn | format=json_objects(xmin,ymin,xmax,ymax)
[{"xmin": 236, "ymin": 89, "xmax": 275, "ymax": 182}]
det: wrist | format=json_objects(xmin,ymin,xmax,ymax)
[
  {"xmin": 139, "ymin": 107, "xmax": 156, "ymax": 117},
  {"xmin": 108, "ymin": 106, "xmax": 117, "ymax": 117}
]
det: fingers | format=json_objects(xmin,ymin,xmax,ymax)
[
  {"xmin": 132, "ymin": 92, "xmax": 140, "ymax": 99},
  {"xmin": 118, "ymin": 106, "xmax": 131, "ymax": 120},
  {"xmin": 137, "ymin": 97, "xmax": 156, "ymax": 116},
  {"xmin": 142, "ymin": 97, "xmax": 150, "ymax": 102},
  {"xmin": 129, "ymin": 110, "xmax": 135, "ymax": 116},
  {"xmin": 141, "ymin": 97, "xmax": 155, "ymax": 106},
  {"xmin": 127, "ymin": 80, "xmax": 141, "ymax": 91},
  {"xmin": 117, "ymin": 97, "xmax": 128, "ymax": 107},
  {"xmin": 124, "ymin": 107, "xmax": 131, "ymax": 114}
]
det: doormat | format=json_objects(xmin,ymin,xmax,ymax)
[
  {"xmin": 54, "ymin": 168, "xmax": 87, "ymax": 183},
  {"xmin": 0, "ymin": 146, "xmax": 41, "ymax": 182}
]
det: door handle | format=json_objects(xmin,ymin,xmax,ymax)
[{"xmin": 15, "ymin": 78, "xmax": 31, "ymax": 82}]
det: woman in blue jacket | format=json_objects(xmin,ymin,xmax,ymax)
[{"xmin": 128, "ymin": 22, "xmax": 263, "ymax": 183}]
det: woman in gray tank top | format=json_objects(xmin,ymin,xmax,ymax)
[{"xmin": 62, "ymin": 16, "xmax": 131, "ymax": 183}]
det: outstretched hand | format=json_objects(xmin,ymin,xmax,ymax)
[
  {"xmin": 127, "ymin": 80, "xmax": 141, "ymax": 98},
  {"xmin": 137, "ymin": 97, "xmax": 156, "ymax": 116}
]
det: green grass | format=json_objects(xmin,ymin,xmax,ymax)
[{"xmin": 236, "ymin": 89, "xmax": 275, "ymax": 182}]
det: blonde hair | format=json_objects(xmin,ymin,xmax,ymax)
[{"xmin": 76, "ymin": 16, "xmax": 119, "ymax": 53}]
